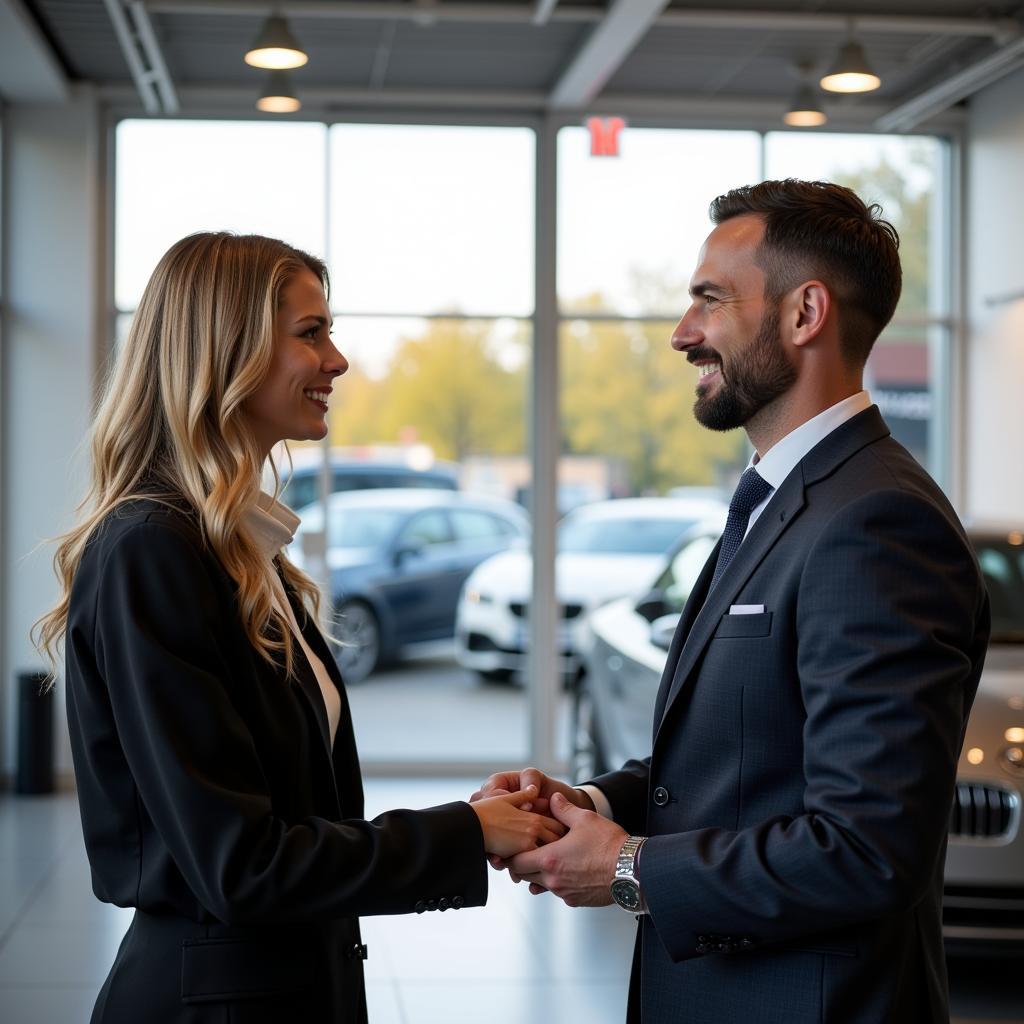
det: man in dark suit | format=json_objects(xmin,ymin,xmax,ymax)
[{"xmin": 476, "ymin": 180, "xmax": 989, "ymax": 1023}]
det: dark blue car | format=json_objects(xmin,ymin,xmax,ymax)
[
  {"xmin": 289, "ymin": 489, "xmax": 529, "ymax": 682},
  {"xmin": 280, "ymin": 457, "xmax": 458, "ymax": 512}
]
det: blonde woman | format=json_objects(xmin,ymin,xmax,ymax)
[{"xmin": 35, "ymin": 232, "xmax": 562, "ymax": 1024}]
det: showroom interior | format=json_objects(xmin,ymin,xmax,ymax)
[{"xmin": 1, "ymin": 1, "xmax": 1024, "ymax": 1021}]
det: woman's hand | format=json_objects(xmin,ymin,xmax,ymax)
[{"xmin": 469, "ymin": 787, "xmax": 568, "ymax": 860}]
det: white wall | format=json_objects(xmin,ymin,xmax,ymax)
[
  {"xmin": 964, "ymin": 67, "xmax": 1024, "ymax": 523},
  {"xmin": 1, "ymin": 86, "xmax": 104, "ymax": 780}
]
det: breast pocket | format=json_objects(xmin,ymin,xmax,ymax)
[{"xmin": 714, "ymin": 611, "xmax": 772, "ymax": 639}]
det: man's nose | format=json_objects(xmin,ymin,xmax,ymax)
[{"xmin": 670, "ymin": 306, "xmax": 702, "ymax": 351}]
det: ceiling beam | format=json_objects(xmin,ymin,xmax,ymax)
[
  {"xmin": 532, "ymin": 0, "xmax": 559, "ymax": 26},
  {"xmin": 141, "ymin": 1, "xmax": 1015, "ymax": 40},
  {"xmin": 144, "ymin": 1, "xmax": 599, "ymax": 22},
  {"xmin": 0, "ymin": 0, "xmax": 69, "ymax": 102},
  {"xmin": 549, "ymin": 0, "xmax": 670, "ymax": 109},
  {"xmin": 876, "ymin": 33, "xmax": 1024, "ymax": 132},
  {"xmin": 103, "ymin": 0, "xmax": 179, "ymax": 113}
]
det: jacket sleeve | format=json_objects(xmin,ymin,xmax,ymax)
[
  {"xmin": 638, "ymin": 489, "xmax": 989, "ymax": 960},
  {"xmin": 92, "ymin": 519, "xmax": 487, "ymax": 925},
  {"xmin": 586, "ymin": 758, "xmax": 651, "ymax": 835}
]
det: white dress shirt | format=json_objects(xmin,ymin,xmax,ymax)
[
  {"xmin": 579, "ymin": 390, "xmax": 873, "ymax": 822},
  {"xmin": 245, "ymin": 493, "xmax": 341, "ymax": 748}
]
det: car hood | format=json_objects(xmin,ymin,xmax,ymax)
[{"xmin": 467, "ymin": 550, "xmax": 666, "ymax": 605}]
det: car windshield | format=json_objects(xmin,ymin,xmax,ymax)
[
  {"xmin": 973, "ymin": 535, "xmax": 1024, "ymax": 643},
  {"xmin": 558, "ymin": 516, "xmax": 694, "ymax": 555}
]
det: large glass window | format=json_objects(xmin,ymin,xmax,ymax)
[
  {"xmin": 114, "ymin": 119, "xmax": 951, "ymax": 771},
  {"xmin": 115, "ymin": 120, "xmax": 326, "ymax": 310}
]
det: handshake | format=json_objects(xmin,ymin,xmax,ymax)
[{"xmin": 465, "ymin": 767, "xmax": 628, "ymax": 908}]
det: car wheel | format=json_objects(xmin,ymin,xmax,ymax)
[
  {"xmin": 570, "ymin": 676, "xmax": 607, "ymax": 782},
  {"xmin": 333, "ymin": 601, "xmax": 381, "ymax": 684},
  {"xmin": 476, "ymin": 668, "xmax": 515, "ymax": 685}
]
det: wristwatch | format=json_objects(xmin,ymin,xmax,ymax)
[{"xmin": 610, "ymin": 835, "xmax": 647, "ymax": 912}]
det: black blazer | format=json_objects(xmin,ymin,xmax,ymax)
[
  {"xmin": 593, "ymin": 407, "xmax": 990, "ymax": 1024},
  {"xmin": 65, "ymin": 499, "xmax": 487, "ymax": 1024}
]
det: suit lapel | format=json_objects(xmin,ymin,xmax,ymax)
[
  {"xmin": 652, "ymin": 405, "xmax": 892, "ymax": 744},
  {"xmin": 298, "ymin": 608, "xmax": 364, "ymax": 817},
  {"xmin": 654, "ymin": 472, "xmax": 806, "ymax": 742},
  {"xmin": 651, "ymin": 540, "xmax": 720, "ymax": 733},
  {"xmin": 276, "ymin": 583, "xmax": 352, "ymax": 815}
]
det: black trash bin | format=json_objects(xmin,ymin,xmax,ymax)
[{"xmin": 16, "ymin": 671, "xmax": 54, "ymax": 795}]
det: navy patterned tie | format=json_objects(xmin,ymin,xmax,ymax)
[{"xmin": 710, "ymin": 467, "xmax": 773, "ymax": 591}]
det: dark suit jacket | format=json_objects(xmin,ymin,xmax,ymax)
[
  {"xmin": 65, "ymin": 499, "xmax": 487, "ymax": 1024},
  {"xmin": 592, "ymin": 407, "xmax": 989, "ymax": 1024}
]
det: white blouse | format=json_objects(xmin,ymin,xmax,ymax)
[{"xmin": 245, "ymin": 493, "xmax": 341, "ymax": 748}]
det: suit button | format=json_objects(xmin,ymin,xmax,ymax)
[
  {"xmin": 427, "ymin": 899, "xmax": 438, "ymax": 911},
  {"xmin": 414, "ymin": 900, "xmax": 426, "ymax": 914},
  {"xmin": 438, "ymin": 897, "xmax": 450, "ymax": 911},
  {"xmin": 452, "ymin": 896, "xmax": 464, "ymax": 909},
  {"xmin": 652, "ymin": 787, "xmax": 669, "ymax": 806}
]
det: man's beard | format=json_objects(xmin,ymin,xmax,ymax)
[{"xmin": 692, "ymin": 306, "xmax": 796, "ymax": 432}]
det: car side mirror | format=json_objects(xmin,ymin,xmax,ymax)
[
  {"xmin": 650, "ymin": 613, "xmax": 681, "ymax": 651},
  {"xmin": 634, "ymin": 590, "xmax": 668, "ymax": 623},
  {"xmin": 393, "ymin": 543, "xmax": 423, "ymax": 567}
]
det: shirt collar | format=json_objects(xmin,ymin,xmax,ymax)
[
  {"xmin": 749, "ymin": 391, "xmax": 872, "ymax": 491},
  {"xmin": 245, "ymin": 492, "xmax": 301, "ymax": 560}
]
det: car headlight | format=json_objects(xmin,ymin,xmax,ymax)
[
  {"xmin": 465, "ymin": 588, "xmax": 492, "ymax": 605},
  {"xmin": 1003, "ymin": 746, "xmax": 1024, "ymax": 774}
]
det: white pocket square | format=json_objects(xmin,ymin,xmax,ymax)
[{"xmin": 729, "ymin": 604, "xmax": 765, "ymax": 615}]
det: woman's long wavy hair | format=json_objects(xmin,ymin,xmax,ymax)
[{"xmin": 34, "ymin": 231, "xmax": 327, "ymax": 685}]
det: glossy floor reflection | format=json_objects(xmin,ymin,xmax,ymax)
[{"xmin": 0, "ymin": 782, "xmax": 1020, "ymax": 1023}]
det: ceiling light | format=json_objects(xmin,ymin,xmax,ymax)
[
  {"xmin": 820, "ymin": 40, "xmax": 880, "ymax": 94},
  {"xmin": 783, "ymin": 82, "xmax": 827, "ymax": 127},
  {"xmin": 245, "ymin": 14, "xmax": 308, "ymax": 70},
  {"xmin": 256, "ymin": 70, "xmax": 301, "ymax": 113}
]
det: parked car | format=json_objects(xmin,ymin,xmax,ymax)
[
  {"xmin": 454, "ymin": 496, "xmax": 727, "ymax": 682},
  {"xmin": 575, "ymin": 522, "xmax": 1024, "ymax": 954},
  {"xmin": 289, "ymin": 489, "xmax": 528, "ymax": 682},
  {"xmin": 280, "ymin": 457, "xmax": 458, "ymax": 512}
]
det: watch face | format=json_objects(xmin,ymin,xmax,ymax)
[{"xmin": 610, "ymin": 878, "xmax": 641, "ymax": 911}]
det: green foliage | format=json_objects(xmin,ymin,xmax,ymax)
[
  {"xmin": 329, "ymin": 319, "xmax": 526, "ymax": 461},
  {"xmin": 560, "ymin": 304, "xmax": 745, "ymax": 495}
]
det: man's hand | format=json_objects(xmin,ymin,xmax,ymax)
[
  {"xmin": 506, "ymin": 792, "xmax": 627, "ymax": 907},
  {"xmin": 471, "ymin": 766, "xmax": 594, "ymax": 817}
]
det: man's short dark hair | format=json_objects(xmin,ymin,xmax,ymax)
[{"xmin": 709, "ymin": 179, "xmax": 902, "ymax": 367}]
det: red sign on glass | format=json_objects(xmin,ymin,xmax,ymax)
[{"xmin": 587, "ymin": 117, "xmax": 625, "ymax": 157}]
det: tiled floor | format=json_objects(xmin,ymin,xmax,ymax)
[{"xmin": 1, "ymin": 780, "xmax": 1021, "ymax": 1023}]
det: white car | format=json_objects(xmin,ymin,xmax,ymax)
[{"xmin": 454, "ymin": 496, "xmax": 727, "ymax": 682}]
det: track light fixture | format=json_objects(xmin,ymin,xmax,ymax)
[
  {"xmin": 256, "ymin": 70, "xmax": 301, "ymax": 112},
  {"xmin": 820, "ymin": 39, "xmax": 880, "ymax": 93},
  {"xmin": 245, "ymin": 14, "xmax": 308, "ymax": 70}
]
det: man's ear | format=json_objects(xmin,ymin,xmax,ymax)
[{"xmin": 789, "ymin": 281, "xmax": 830, "ymax": 349}]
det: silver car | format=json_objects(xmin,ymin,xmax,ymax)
[{"xmin": 575, "ymin": 522, "xmax": 1024, "ymax": 953}]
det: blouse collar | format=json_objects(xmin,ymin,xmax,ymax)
[{"xmin": 245, "ymin": 492, "xmax": 300, "ymax": 560}]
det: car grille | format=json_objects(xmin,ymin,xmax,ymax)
[
  {"xmin": 508, "ymin": 602, "xmax": 584, "ymax": 620},
  {"xmin": 943, "ymin": 884, "xmax": 1024, "ymax": 934},
  {"xmin": 949, "ymin": 782, "xmax": 1016, "ymax": 838}
]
